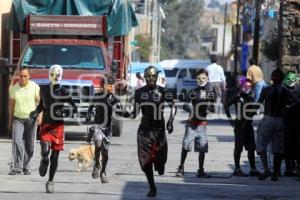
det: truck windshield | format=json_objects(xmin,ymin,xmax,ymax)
[
  {"xmin": 164, "ymin": 68, "xmax": 178, "ymax": 77},
  {"xmin": 21, "ymin": 45, "xmax": 105, "ymax": 69}
]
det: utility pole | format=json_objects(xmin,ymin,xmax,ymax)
[
  {"xmin": 150, "ymin": 0, "xmax": 159, "ymax": 64},
  {"xmin": 253, "ymin": 0, "xmax": 262, "ymax": 64},
  {"xmin": 234, "ymin": 0, "xmax": 241, "ymax": 75},
  {"xmin": 222, "ymin": 3, "xmax": 228, "ymax": 69}
]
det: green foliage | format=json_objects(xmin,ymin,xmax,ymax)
[
  {"xmin": 160, "ymin": 0, "xmax": 207, "ymax": 59},
  {"xmin": 135, "ymin": 34, "xmax": 152, "ymax": 62}
]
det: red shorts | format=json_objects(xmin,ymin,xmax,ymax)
[{"xmin": 39, "ymin": 123, "xmax": 64, "ymax": 151}]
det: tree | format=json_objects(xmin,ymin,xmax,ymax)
[
  {"xmin": 160, "ymin": 0, "xmax": 207, "ymax": 59},
  {"xmin": 135, "ymin": 34, "xmax": 152, "ymax": 62}
]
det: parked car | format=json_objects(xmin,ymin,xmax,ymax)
[{"xmin": 159, "ymin": 59, "xmax": 210, "ymax": 100}]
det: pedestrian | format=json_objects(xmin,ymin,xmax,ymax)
[
  {"xmin": 30, "ymin": 64, "xmax": 77, "ymax": 193},
  {"xmin": 86, "ymin": 77, "xmax": 122, "ymax": 183},
  {"xmin": 282, "ymin": 71, "xmax": 300, "ymax": 176},
  {"xmin": 136, "ymin": 72, "xmax": 145, "ymax": 89},
  {"xmin": 256, "ymin": 69, "xmax": 296, "ymax": 181},
  {"xmin": 205, "ymin": 54, "xmax": 226, "ymax": 104},
  {"xmin": 8, "ymin": 68, "xmax": 40, "ymax": 175},
  {"xmin": 122, "ymin": 66, "xmax": 177, "ymax": 197},
  {"xmin": 175, "ymin": 69, "xmax": 216, "ymax": 178},
  {"xmin": 224, "ymin": 77, "xmax": 261, "ymax": 177},
  {"xmin": 246, "ymin": 58, "xmax": 266, "ymax": 101}
]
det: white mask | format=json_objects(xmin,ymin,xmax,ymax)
[
  {"xmin": 197, "ymin": 73, "xmax": 208, "ymax": 87},
  {"xmin": 49, "ymin": 64, "xmax": 63, "ymax": 84}
]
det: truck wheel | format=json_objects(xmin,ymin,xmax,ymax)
[{"xmin": 111, "ymin": 115, "xmax": 123, "ymax": 137}]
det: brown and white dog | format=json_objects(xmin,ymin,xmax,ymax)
[{"xmin": 68, "ymin": 145, "xmax": 95, "ymax": 172}]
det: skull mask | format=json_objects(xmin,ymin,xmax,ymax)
[
  {"xmin": 196, "ymin": 73, "xmax": 208, "ymax": 87},
  {"xmin": 144, "ymin": 66, "xmax": 159, "ymax": 88},
  {"xmin": 49, "ymin": 64, "xmax": 63, "ymax": 85},
  {"xmin": 283, "ymin": 71, "xmax": 298, "ymax": 88}
]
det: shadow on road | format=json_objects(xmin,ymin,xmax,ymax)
[{"xmin": 120, "ymin": 180, "xmax": 295, "ymax": 200}]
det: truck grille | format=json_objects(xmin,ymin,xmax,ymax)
[{"xmin": 62, "ymin": 85, "xmax": 93, "ymax": 103}]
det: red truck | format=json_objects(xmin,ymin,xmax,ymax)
[{"xmin": 9, "ymin": 3, "xmax": 138, "ymax": 137}]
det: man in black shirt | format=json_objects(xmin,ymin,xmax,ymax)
[
  {"xmin": 86, "ymin": 77, "xmax": 121, "ymax": 183},
  {"xmin": 123, "ymin": 66, "xmax": 176, "ymax": 197},
  {"xmin": 256, "ymin": 69, "xmax": 296, "ymax": 181},
  {"xmin": 175, "ymin": 69, "xmax": 216, "ymax": 178},
  {"xmin": 30, "ymin": 64, "xmax": 77, "ymax": 193},
  {"xmin": 224, "ymin": 77, "xmax": 261, "ymax": 177}
]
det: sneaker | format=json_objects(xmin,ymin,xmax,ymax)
[
  {"xmin": 23, "ymin": 169, "xmax": 31, "ymax": 175},
  {"xmin": 249, "ymin": 169, "xmax": 261, "ymax": 177},
  {"xmin": 92, "ymin": 164, "xmax": 101, "ymax": 179},
  {"xmin": 8, "ymin": 170, "xmax": 21, "ymax": 175},
  {"xmin": 258, "ymin": 171, "xmax": 271, "ymax": 180},
  {"xmin": 147, "ymin": 187, "xmax": 157, "ymax": 197},
  {"xmin": 100, "ymin": 172, "xmax": 108, "ymax": 183},
  {"xmin": 39, "ymin": 159, "xmax": 49, "ymax": 177},
  {"xmin": 46, "ymin": 181, "xmax": 54, "ymax": 193},
  {"xmin": 196, "ymin": 169, "xmax": 211, "ymax": 178},
  {"xmin": 233, "ymin": 168, "xmax": 248, "ymax": 177},
  {"xmin": 175, "ymin": 166, "xmax": 184, "ymax": 177}
]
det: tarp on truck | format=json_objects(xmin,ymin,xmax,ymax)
[{"xmin": 10, "ymin": 0, "xmax": 138, "ymax": 36}]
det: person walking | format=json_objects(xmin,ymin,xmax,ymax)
[
  {"xmin": 8, "ymin": 68, "xmax": 40, "ymax": 175},
  {"xmin": 205, "ymin": 54, "xmax": 226, "ymax": 104},
  {"xmin": 136, "ymin": 72, "xmax": 145, "ymax": 89},
  {"xmin": 246, "ymin": 58, "xmax": 266, "ymax": 101}
]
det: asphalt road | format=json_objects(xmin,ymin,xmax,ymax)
[{"xmin": 1, "ymin": 108, "xmax": 300, "ymax": 200}]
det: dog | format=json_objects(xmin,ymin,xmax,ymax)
[{"xmin": 68, "ymin": 145, "xmax": 95, "ymax": 172}]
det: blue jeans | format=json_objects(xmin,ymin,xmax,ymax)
[{"xmin": 254, "ymin": 80, "xmax": 266, "ymax": 102}]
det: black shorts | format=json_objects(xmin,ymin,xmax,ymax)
[
  {"xmin": 234, "ymin": 121, "xmax": 256, "ymax": 152},
  {"xmin": 137, "ymin": 128, "xmax": 168, "ymax": 172}
]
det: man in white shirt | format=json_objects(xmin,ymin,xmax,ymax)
[{"xmin": 205, "ymin": 55, "xmax": 226, "ymax": 103}]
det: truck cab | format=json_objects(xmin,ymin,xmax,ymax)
[{"xmin": 11, "ymin": 15, "xmax": 129, "ymax": 136}]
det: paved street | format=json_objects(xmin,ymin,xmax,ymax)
[{"xmin": 1, "ymin": 108, "xmax": 300, "ymax": 200}]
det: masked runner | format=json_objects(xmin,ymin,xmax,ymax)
[
  {"xmin": 30, "ymin": 64, "xmax": 77, "ymax": 193},
  {"xmin": 122, "ymin": 66, "xmax": 176, "ymax": 197},
  {"xmin": 86, "ymin": 75, "xmax": 122, "ymax": 183}
]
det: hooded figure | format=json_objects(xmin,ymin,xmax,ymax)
[
  {"xmin": 30, "ymin": 64, "xmax": 77, "ymax": 193},
  {"xmin": 121, "ymin": 66, "xmax": 177, "ymax": 197},
  {"xmin": 283, "ymin": 71, "xmax": 300, "ymax": 176}
]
